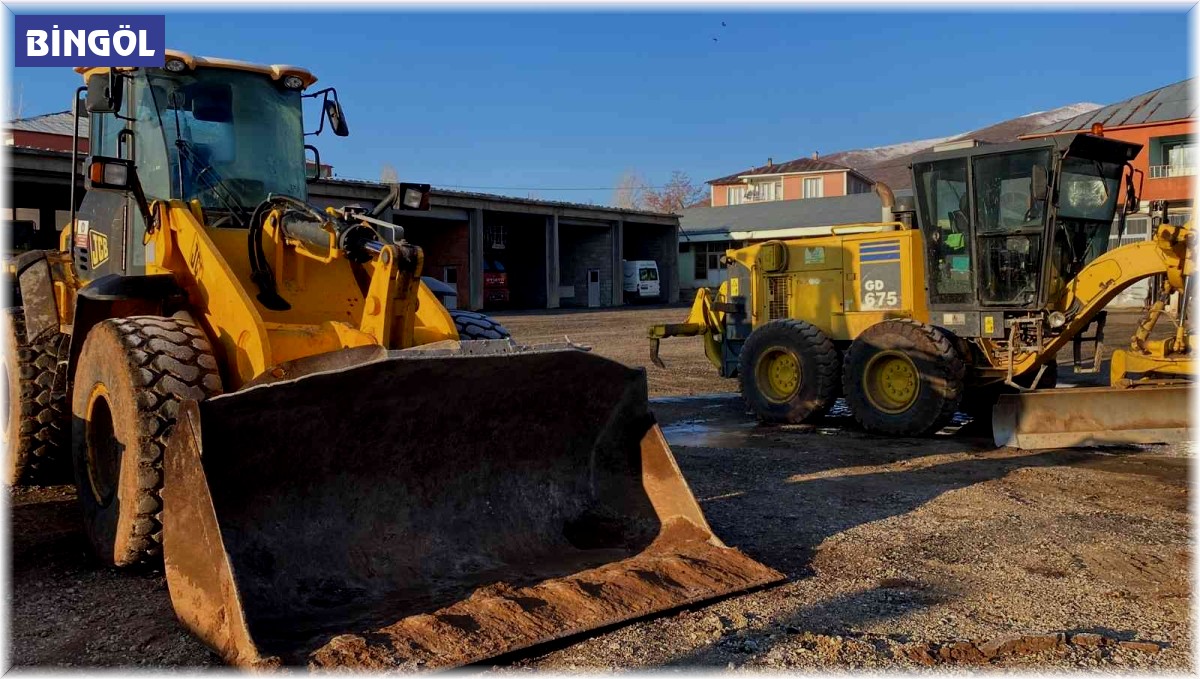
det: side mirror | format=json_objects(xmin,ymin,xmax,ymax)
[
  {"xmin": 1123, "ymin": 164, "xmax": 1141, "ymax": 214},
  {"xmin": 86, "ymin": 156, "xmax": 135, "ymax": 191},
  {"xmin": 85, "ymin": 72, "xmax": 123, "ymax": 114},
  {"xmin": 1030, "ymin": 164, "xmax": 1048, "ymax": 202},
  {"xmin": 305, "ymin": 145, "xmax": 324, "ymax": 182},
  {"xmin": 392, "ymin": 182, "xmax": 431, "ymax": 211},
  {"xmin": 324, "ymin": 99, "xmax": 349, "ymax": 137}
]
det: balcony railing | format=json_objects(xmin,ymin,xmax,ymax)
[{"xmin": 1149, "ymin": 164, "xmax": 1195, "ymax": 178}]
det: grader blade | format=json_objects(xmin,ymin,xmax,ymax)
[
  {"xmin": 993, "ymin": 384, "xmax": 1192, "ymax": 450},
  {"xmin": 162, "ymin": 346, "xmax": 782, "ymax": 669}
]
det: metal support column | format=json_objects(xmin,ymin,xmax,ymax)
[
  {"xmin": 468, "ymin": 207, "xmax": 485, "ymax": 310},
  {"xmin": 546, "ymin": 213, "xmax": 560, "ymax": 309},
  {"xmin": 611, "ymin": 218, "xmax": 624, "ymax": 306}
]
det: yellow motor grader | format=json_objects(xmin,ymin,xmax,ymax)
[
  {"xmin": 2, "ymin": 51, "xmax": 781, "ymax": 668},
  {"xmin": 651, "ymin": 135, "xmax": 1192, "ymax": 448}
]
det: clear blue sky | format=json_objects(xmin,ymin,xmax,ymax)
[{"xmin": 9, "ymin": 10, "xmax": 1192, "ymax": 205}]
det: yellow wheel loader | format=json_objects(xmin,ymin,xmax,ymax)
[
  {"xmin": 651, "ymin": 134, "xmax": 1192, "ymax": 448},
  {"xmin": 3, "ymin": 51, "xmax": 781, "ymax": 668}
]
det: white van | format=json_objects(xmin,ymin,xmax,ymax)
[{"xmin": 622, "ymin": 260, "xmax": 660, "ymax": 301}]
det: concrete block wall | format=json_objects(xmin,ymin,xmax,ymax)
[
  {"xmin": 558, "ymin": 225, "xmax": 613, "ymax": 307},
  {"xmin": 403, "ymin": 219, "xmax": 471, "ymax": 301}
]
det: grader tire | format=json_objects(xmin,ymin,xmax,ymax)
[
  {"xmin": 738, "ymin": 319, "xmax": 840, "ymax": 424},
  {"xmin": 843, "ymin": 320, "xmax": 965, "ymax": 436},
  {"xmin": 3, "ymin": 307, "xmax": 69, "ymax": 486},
  {"xmin": 450, "ymin": 309, "xmax": 511, "ymax": 340},
  {"xmin": 71, "ymin": 315, "xmax": 222, "ymax": 566}
]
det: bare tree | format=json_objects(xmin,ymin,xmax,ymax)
[
  {"xmin": 612, "ymin": 169, "xmax": 647, "ymax": 210},
  {"xmin": 640, "ymin": 171, "xmax": 705, "ymax": 214}
]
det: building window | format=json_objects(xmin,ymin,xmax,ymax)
[
  {"xmin": 694, "ymin": 248, "xmax": 708, "ymax": 278},
  {"xmin": 726, "ymin": 186, "xmax": 745, "ymax": 206},
  {"xmin": 443, "ymin": 266, "xmax": 458, "ymax": 285},
  {"xmin": 486, "ymin": 223, "xmax": 506, "ymax": 249},
  {"xmin": 693, "ymin": 242, "xmax": 731, "ymax": 280},
  {"xmin": 745, "ymin": 180, "xmax": 782, "ymax": 203},
  {"xmin": 1151, "ymin": 136, "xmax": 1196, "ymax": 178},
  {"xmin": 1164, "ymin": 140, "xmax": 1195, "ymax": 175},
  {"xmin": 803, "ymin": 177, "xmax": 823, "ymax": 199}
]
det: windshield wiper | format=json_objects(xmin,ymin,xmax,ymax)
[
  {"xmin": 167, "ymin": 92, "xmax": 250, "ymax": 227},
  {"xmin": 174, "ymin": 139, "xmax": 251, "ymax": 227}
]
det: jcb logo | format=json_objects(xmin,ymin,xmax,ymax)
[{"xmin": 90, "ymin": 231, "xmax": 109, "ymax": 268}]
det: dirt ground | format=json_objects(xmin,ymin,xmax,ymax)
[{"xmin": 6, "ymin": 305, "xmax": 1193, "ymax": 670}]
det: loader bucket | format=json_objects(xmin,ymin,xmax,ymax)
[
  {"xmin": 993, "ymin": 384, "xmax": 1192, "ymax": 450},
  {"xmin": 162, "ymin": 345, "xmax": 782, "ymax": 669}
]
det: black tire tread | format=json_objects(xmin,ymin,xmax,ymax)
[
  {"xmin": 738, "ymin": 318, "xmax": 841, "ymax": 423},
  {"xmin": 85, "ymin": 315, "xmax": 222, "ymax": 564},
  {"xmin": 450, "ymin": 310, "xmax": 511, "ymax": 340},
  {"xmin": 4, "ymin": 307, "xmax": 69, "ymax": 485},
  {"xmin": 843, "ymin": 319, "xmax": 965, "ymax": 436}
]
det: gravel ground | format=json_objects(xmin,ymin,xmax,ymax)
[{"xmin": 6, "ymin": 305, "xmax": 1192, "ymax": 670}]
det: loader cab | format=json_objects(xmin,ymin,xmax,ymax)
[
  {"xmin": 911, "ymin": 134, "xmax": 1140, "ymax": 336},
  {"xmin": 71, "ymin": 51, "xmax": 334, "ymax": 281}
]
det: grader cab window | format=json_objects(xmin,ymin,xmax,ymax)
[
  {"xmin": 914, "ymin": 157, "xmax": 973, "ymax": 305},
  {"xmin": 972, "ymin": 149, "xmax": 1051, "ymax": 306},
  {"xmin": 1047, "ymin": 156, "xmax": 1125, "ymax": 293}
]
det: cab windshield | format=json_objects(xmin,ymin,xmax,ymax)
[{"xmin": 144, "ymin": 68, "xmax": 307, "ymax": 215}]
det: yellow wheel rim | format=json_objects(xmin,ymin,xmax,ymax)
[
  {"xmin": 755, "ymin": 347, "xmax": 802, "ymax": 403},
  {"xmin": 862, "ymin": 351, "xmax": 919, "ymax": 414}
]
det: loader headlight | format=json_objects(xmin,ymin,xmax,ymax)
[
  {"xmin": 1047, "ymin": 311, "xmax": 1066, "ymax": 329},
  {"xmin": 164, "ymin": 58, "xmax": 188, "ymax": 73},
  {"xmin": 282, "ymin": 75, "xmax": 305, "ymax": 90},
  {"xmin": 392, "ymin": 182, "xmax": 431, "ymax": 211}
]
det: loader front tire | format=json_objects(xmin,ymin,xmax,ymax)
[
  {"xmin": 3, "ymin": 307, "xmax": 69, "ymax": 486},
  {"xmin": 843, "ymin": 320, "xmax": 964, "ymax": 436},
  {"xmin": 739, "ymin": 319, "xmax": 840, "ymax": 423},
  {"xmin": 450, "ymin": 309, "xmax": 511, "ymax": 340},
  {"xmin": 71, "ymin": 315, "xmax": 222, "ymax": 567}
]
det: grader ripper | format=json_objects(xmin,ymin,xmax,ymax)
[
  {"xmin": 651, "ymin": 135, "xmax": 1192, "ymax": 447},
  {"xmin": 2, "ymin": 51, "xmax": 782, "ymax": 668}
]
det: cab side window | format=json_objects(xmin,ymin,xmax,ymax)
[{"xmin": 914, "ymin": 158, "xmax": 973, "ymax": 305}]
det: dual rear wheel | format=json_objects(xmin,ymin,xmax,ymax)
[{"xmin": 739, "ymin": 319, "xmax": 965, "ymax": 437}]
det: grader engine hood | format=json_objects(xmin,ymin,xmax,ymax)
[{"xmin": 162, "ymin": 344, "xmax": 783, "ymax": 668}]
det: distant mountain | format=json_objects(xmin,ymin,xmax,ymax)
[{"xmin": 822, "ymin": 103, "xmax": 1102, "ymax": 190}]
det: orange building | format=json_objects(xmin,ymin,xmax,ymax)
[
  {"xmin": 1022, "ymin": 78, "xmax": 1194, "ymax": 221},
  {"xmin": 707, "ymin": 155, "xmax": 874, "ymax": 207}
]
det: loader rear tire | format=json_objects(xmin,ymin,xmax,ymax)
[
  {"xmin": 3, "ymin": 307, "xmax": 69, "ymax": 486},
  {"xmin": 739, "ymin": 319, "xmax": 840, "ymax": 423},
  {"xmin": 71, "ymin": 315, "xmax": 223, "ymax": 567},
  {"xmin": 843, "ymin": 320, "xmax": 964, "ymax": 436},
  {"xmin": 450, "ymin": 309, "xmax": 511, "ymax": 340}
]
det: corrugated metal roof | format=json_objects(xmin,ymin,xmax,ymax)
[
  {"xmin": 680, "ymin": 192, "xmax": 905, "ymax": 237},
  {"xmin": 1028, "ymin": 79, "xmax": 1195, "ymax": 136},
  {"xmin": 319, "ymin": 177, "xmax": 679, "ymax": 219},
  {"xmin": 8, "ymin": 110, "xmax": 88, "ymax": 137},
  {"xmin": 707, "ymin": 157, "xmax": 858, "ymax": 185}
]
